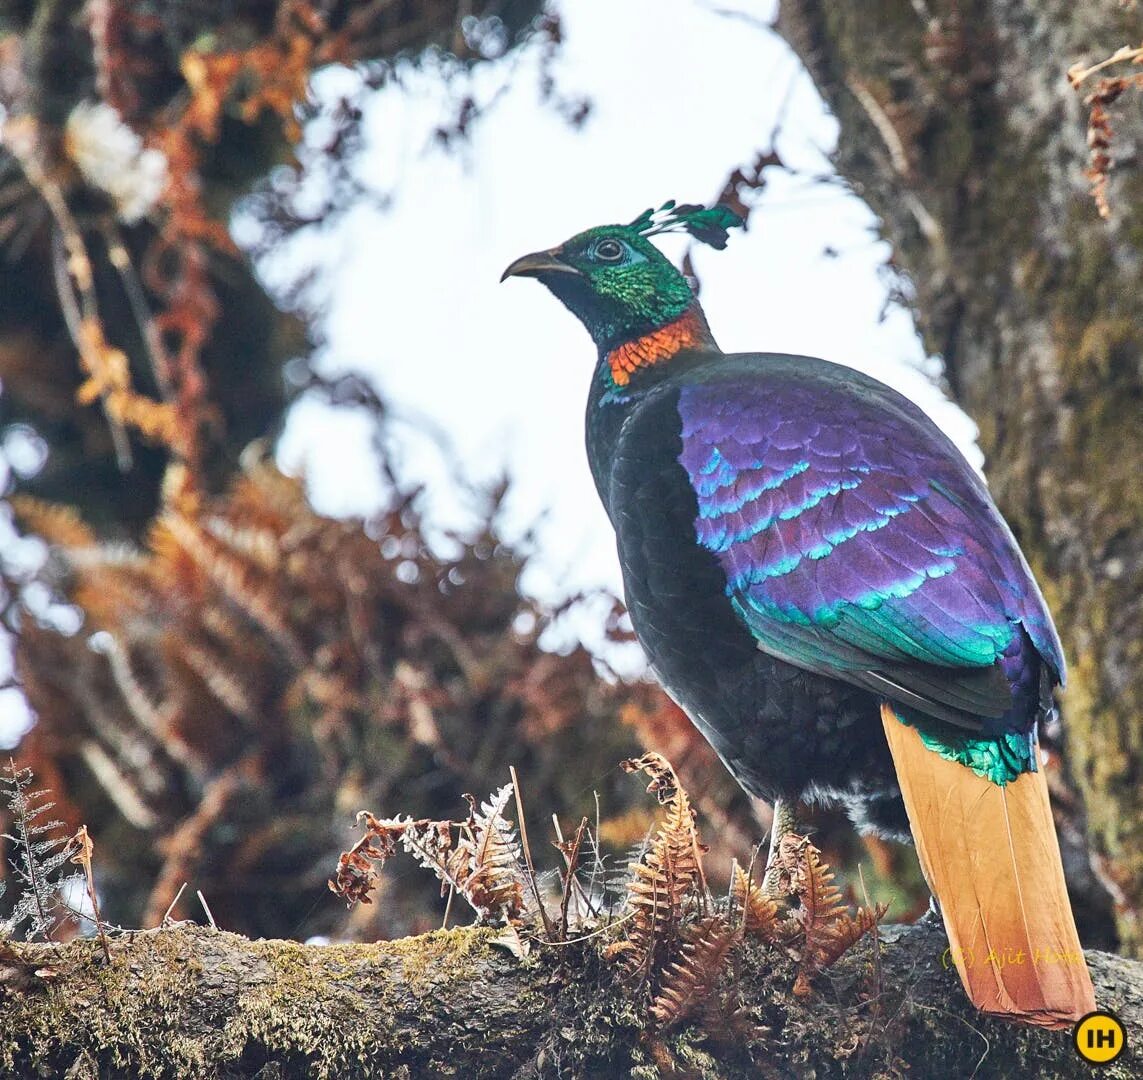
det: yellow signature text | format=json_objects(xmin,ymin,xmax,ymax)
[{"xmin": 940, "ymin": 946, "xmax": 1087, "ymax": 970}]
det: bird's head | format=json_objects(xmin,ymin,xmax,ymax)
[{"xmin": 501, "ymin": 202, "xmax": 743, "ymax": 356}]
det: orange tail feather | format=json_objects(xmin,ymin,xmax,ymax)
[{"xmin": 880, "ymin": 703, "xmax": 1096, "ymax": 1028}]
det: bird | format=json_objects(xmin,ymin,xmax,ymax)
[{"xmin": 502, "ymin": 201, "xmax": 1096, "ymax": 1028}]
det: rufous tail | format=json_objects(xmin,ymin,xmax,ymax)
[{"xmin": 880, "ymin": 702, "xmax": 1096, "ymax": 1028}]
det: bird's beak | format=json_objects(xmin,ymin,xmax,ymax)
[{"xmin": 500, "ymin": 249, "xmax": 580, "ymax": 282}]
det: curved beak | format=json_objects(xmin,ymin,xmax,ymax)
[{"xmin": 500, "ymin": 249, "xmax": 580, "ymax": 282}]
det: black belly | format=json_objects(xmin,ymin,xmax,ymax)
[{"xmin": 624, "ymin": 557, "xmax": 899, "ymax": 800}]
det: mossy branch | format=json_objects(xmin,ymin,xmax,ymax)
[{"xmin": 0, "ymin": 922, "xmax": 1138, "ymax": 1079}]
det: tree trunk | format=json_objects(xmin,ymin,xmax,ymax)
[
  {"xmin": 0, "ymin": 922, "xmax": 1138, "ymax": 1078},
  {"xmin": 776, "ymin": 0, "xmax": 1143, "ymax": 954}
]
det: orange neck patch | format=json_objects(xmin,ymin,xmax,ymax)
[{"xmin": 606, "ymin": 307, "xmax": 712, "ymax": 387}]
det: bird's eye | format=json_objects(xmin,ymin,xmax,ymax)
[{"xmin": 593, "ymin": 239, "xmax": 625, "ymax": 263}]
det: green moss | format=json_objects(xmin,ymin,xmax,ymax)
[
  {"xmin": 2, "ymin": 931, "xmax": 206, "ymax": 1076},
  {"xmin": 383, "ymin": 925, "xmax": 496, "ymax": 992},
  {"xmin": 0, "ymin": 925, "xmax": 537, "ymax": 1079},
  {"xmin": 4, "ymin": 920, "xmax": 1139, "ymax": 1077}
]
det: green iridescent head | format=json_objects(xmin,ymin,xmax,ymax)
[{"xmin": 501, "ymin": 201, "xmax": 743, "ymax": 351}]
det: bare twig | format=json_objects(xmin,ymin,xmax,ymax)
[
  {"xmin": 509, "ymin": 765, "xmax": 556, "ymax": 940},
  {"xmin": 70, "ymin": 825, "xmax": 110, "ymax": 963},
  {"xmin": 196, "ymin": 890, "xmax": 217, "ymax": 930},
  {"xmin": 1067, "ymin": 44, "xmax": 1143, "ymax": 88},
  {"xmin": 101, "ymin": 219, "xmax": 175, "ymax": 401},
  {"xmin": 161, "ymin": 882, "xmax": 189, "ymax": 926},
  {"xmin": 557, "ymin": 816, "xmax": 588, "ymax": 942}
]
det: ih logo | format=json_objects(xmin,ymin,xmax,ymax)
[{"xmin": 1073, "ymin": 1011, "xmax": 1127, "ymax": 1065}]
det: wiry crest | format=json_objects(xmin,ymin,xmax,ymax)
[{"xmin": 626, "ymin": 200, "xmax": 744, "ymax": 250}]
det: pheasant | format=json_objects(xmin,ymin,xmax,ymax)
[{"xmin": 502, "ymin": 202, "xmax": 1096, "ymax": 1027}]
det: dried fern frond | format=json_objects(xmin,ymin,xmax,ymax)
[
  {"xmin": 624, "ymin": 814, "xmax": 694, "ymax": 977},
  {"xmin": 1, "ymin": 762, "xmax": 80, "ymax": 940},
  {"xmin": 783, "ymin": 834, "xmax": 848, "ymax": 928},
  {"xmin": 620, "ymin": 754, "xmax": 709, "ymax": 981},
  {"xmin": 804, "ymin": 904, "xmax": 887, "ymax": 983},
  {"xmin": 156, "ymin": 510, "xmax": 306, "ymax": 663},
  {"xmin": 621, "ymin": 753, "xmax": 708, "ymax": 896},
  {"xmin": 7, "ymin": 497, "xmax": 97, "ymax": 550},
  {"xmin": 619, "ymin": 700, "xmax": 758, "ymax": 869},
  {"xmin": 330, "ymin": 784, "xmax": 528, "ymax": 927},
  {"xmin": 649, "ymin": 915, "xmax": 737, "ymax": 1030},
  {"xmin": 330, "ymin": 812, "xmax": 421, "ymax": 907},
  {"xmin": 777, "ymin": 834, "xmax": 887, "ymax": 997},
  {"xmin": 730, "ymin": 861, "xmax": 781, "ymax": 943},
  {"xmin": 398, "ymin": 819, "xmax": 462, "ymax": 893},
  {"xmin": 458, "ymin": 785, "xmax": 526, "ymax": 925},
  {"xmin": 329, "ymin": 810, "xmax": 422, "ymax": 907}
]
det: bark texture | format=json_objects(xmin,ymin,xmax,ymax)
[
  {"xmin": 777, "ymin": 0, "xmax": 1143, "ymax": 954},
  {"xmin": 0, "ymin": 922, "xmax": 1140, "ymax": 1079}
]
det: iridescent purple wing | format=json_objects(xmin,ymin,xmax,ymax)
[{"xmin": 677, "ymin": 356, "xmax": 1063, "ymax": 730}]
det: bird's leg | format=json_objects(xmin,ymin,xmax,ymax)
[{"xmin": 761, "ymin": 796, "xmax": 799, "ymax": 898}]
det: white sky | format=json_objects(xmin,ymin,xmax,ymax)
[
  {"xmin": 3, "ymin": 0, "xmax": 982, "ymax": 745},
  {"xmin": 270, "ymin": 0, "xmax": 979, "ymax": 661}
]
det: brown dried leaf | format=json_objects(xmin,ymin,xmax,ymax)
[
  {"xmin": 730, "ymin": 862, "xmax": 781, "ymax": 943},
  {"xmin": 619, "ymin": 755, "xmax": 708, "ymax": 981},
  {"xmin": 489, "ymin": 923, "xmax": 531, "ymax": 960},
  {"xmin": 649, "ymin": 915, "xmax": 736, "ymax": 1030},
  {"xmin": 779, "ymin": 835, "xmax": 887, "ymax": 996}
]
